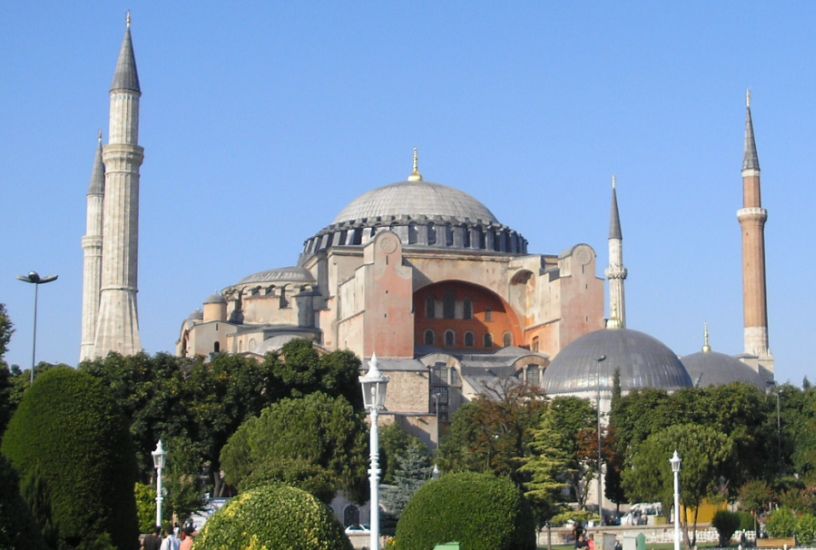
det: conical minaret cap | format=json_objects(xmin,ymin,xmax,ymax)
[
  {"xmin": 742, "ymin": 90, "xmax": 760, "ymax": 171},
  {"xmin": 110, "ymin": 13, "xmax": 141, "ymax": 93},
  {"xmin": 609, "ymin": 176, "xmax": 622, "ymax": 240},
  {"xmin": 88, "ymin": 131, "xmax": 105, "ymax": 196}
]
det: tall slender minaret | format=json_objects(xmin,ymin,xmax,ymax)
[
  {"xmin": 93, "ymin": 13, "xmax": 144, "ymax": 357},
  {"xmin": 80, "ymin": 131, "xmax": 105, "ymax": 361},
  {"xmin": 737, "ymin": 90, "xmax": 773, "ymax": 375},
  {"xmin": 605, "ymin": 176, "xmax": 627, "ymax": 329}
]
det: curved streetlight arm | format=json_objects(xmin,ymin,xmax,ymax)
[{"xmin": 16, "ymin": 271, "xmax": 59, "ymax": 384}]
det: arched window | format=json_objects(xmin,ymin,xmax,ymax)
[
  {"xmin": 527, "ymin": 365, "xmax": 541, "ymax": 386},
  {"xmin": 426, "ymin": 296, "xmax": 436, "ymax": 319},
  {"xmin": 213, "ymin": 341, "xmax": 220, "ymax": 353},
  {"xmin": 463, "ymin": 226, "xmax": 471, "ymax": 248},
  {"xmin": 343, "ymin": 505, "xmax": 360, "ymax": 527},
  {"xmin": 428, "ymin": 223, "xmax": 437, "ymax": 245},
  {"xmin": 463, "ymin": 299, "xmax": 473, "ymax": 320},
  {"xmin": 485, "ymin": 306, "xmax": 493, "ymax": 322},
  {"xmin": 531, "ymin": 336, "xmax": 539, "ymax": 352},
  {"xmin": 444, "ymin": 330, "xmax": 455, "ymax": 347},
  {"xmin": 408, "ymin": 223, "xmax": 418, "ymax": 244},
  {"xmin": 503, "ymin": 332, "xmax": 513, "ymax": 347},
  {"xmin": 443, "ymin": 290, "xmax": 455, "ymax": 319},
  {"xmin": 484, "ymin": 333, "xmax": 493, "ymax": 348},
  {"xmin": 445, "ymin": 224, "xmax": 454, "ymax": 246},
  {"xmin": 424, "ymin": 330, "xmax": 435, "ymax": 346},
  {"xmin": 464, "ymin": 331, "xmax": 475, "ymax": 347}
]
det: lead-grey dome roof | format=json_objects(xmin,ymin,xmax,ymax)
[
  {"xmin": 542, "ymin": 328, "xmax": 692, "ymax": 394},
  {"xmin": 681, "ymin": 350, "xmax": 766, "ymax": 390},
  {"xmin": 333, "ymin": 181, "xmax": 499, "ymax": 225},
  {"xmin": 238, "ymin": 266, "xmax": 315, "ymax": 285}
]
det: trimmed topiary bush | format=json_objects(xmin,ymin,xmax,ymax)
[
  {"xmin": 395, "ymin": 472, "xmax": 536, "ymax": 550},
  {"xmin": 0, "ymin": 368, "xmax": 138, "ymax": 549},
  {"xmin": 766, "ymin": 507, "xmax": 798, "ymax": 538},
  {"xmin": 712, "ymin": 510, "xmax": 741, "ymax": 546},
  {"xmin": 195, "ymin": 484, "xmax": 352, "ymax": 550}
]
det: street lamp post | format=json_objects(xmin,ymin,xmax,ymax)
[
  {"xmin": 670, "ymin": 450, "xmax": 682, "ymax": 550},
  {"xmin": 360, "ymin": 354, "xmax": 388, "ymax": 550},
  {"xmin": 152, "ymin": 440, "xmax": 167, "ymax": 529},
  {"xmin": 596, "ymin": 355, "xmax": 606, "ymax": 525},
  {"xmin": 16, "ymin": 271, "xmax": 58, "ymax": 384}
]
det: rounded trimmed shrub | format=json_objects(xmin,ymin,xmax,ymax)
[
  {"xmin": 395, "ymin": 472, "xmax": 535, "ymax": 550},
  {"xmin": 195, "ymin": 484, "xmax": 352, "ymax": 550},
  {"xmin": 766, "ymin": 507, "xmax": 798, "ymax": 538},
  {"xmin": 0, "ymin": 368, "xmax": 138, "ymax": 549},
  {"xmin": 712, "ymin": 510, "xmax": 741, "ymax": 546}
]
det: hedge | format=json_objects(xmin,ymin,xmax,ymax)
[
  {"xmin": 195, "ymin": 484, "xmax": 351, "ymax": 550},
  {"xmin": 0, "ymin": 368, "xmax": 138, "ymax": 549},
  {"xmin": 395, "ymin": 472, "xmax": 536, "ymax": 550}
]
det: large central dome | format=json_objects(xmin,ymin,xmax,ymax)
[{"xmin": 333, "ymin": 180, "xmax": 499, "ymax": 225}]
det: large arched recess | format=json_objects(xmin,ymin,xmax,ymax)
[{"xmin": 413, "ymin": 280, "xmax": 523, "ymax": 353}]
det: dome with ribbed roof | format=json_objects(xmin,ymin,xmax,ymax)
[
  {"xmin": 681, "ymin": 350, "xmax": 766, "ymax": 389},
  {"xmin": 542, "ymin": 328, "xmax": 692, "ymax": 395},
  {"xmin": 238, "ymin": 266, "xmax": 314, "ymax": 285},
  {"xmin": 333, "ymin": 180, "xmax": 499, "ymax": 225}
]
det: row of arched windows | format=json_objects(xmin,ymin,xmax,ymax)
[{"xmin": 424, "ymin": 329, "xmax": 512, "ymax": 348}]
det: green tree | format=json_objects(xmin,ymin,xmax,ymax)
[
  {"xmin": 546, "ymin": 397, "xmax": 598, "ymax": 509},
  {"xmin": 622, "ymin": 423, "xmax": 733, "ymax": 547},
  {"xmin": 0, "ymin": 304, "xmax": 12, "ymax": 360},
  {"xmin": 195, "ymin": 485, "xmax": 351, "ymax": 550},
  {"xmin": 380, "ymin": 423, "xmax": 424, "ymax": 484},
  {"xmin": 0, "ymin": 455, "xmax": 47, "ymax": 549},
  {"xmin": 381, "ymin": 443, "xmax": 433, "ymax": 518},
  {"xmin": 438, "ymin": 385, "xmax": 545, "ymax": 485},
  {"xmin": 766, "ymin": 507, "xmax": 797, "ymax": 538},
  {"xmin": 220, "ymin": 392, "xmax": 368, "ymax": 502},
  {"xmin": 518, "ymin": 406, "xmax": 570, "ymax": 524},
  {"xmin": 739, "ymin": 479, "xmax": 774, "ymax": 536},
  {"xmin": 712, "ymin": 510, "xmax": 741, "ymax": 547},
  {"xmin": 0, "ymin": 368, "xmax": 139, "ymax": 549},
  {"xmin": 395, "ymin": 472, "xmax": 536, "ymax": 550}
]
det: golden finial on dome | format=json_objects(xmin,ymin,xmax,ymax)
[
  {"xmin": 703, "ymin": 321, "xmax": 711, "ymax": 353},
  {"xmin": 407, "ymin": 147, "xmax": 423, "ymax": 182}
]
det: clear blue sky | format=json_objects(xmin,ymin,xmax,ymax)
[{"xmin": 1, "ymin": 2, "xmax": 813, "ymax": 386}]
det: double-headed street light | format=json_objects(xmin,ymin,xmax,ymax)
[
  {"xmin": 152, "ymin": 440, "xmax": 167, "ymax": 528},
  {"xmin": 16, "ymin": 271, "xmax": 58, "ymax": 384},
  {"xmin": 670, "ymin": 450, "xmax": 682, "ymax": 550},
  {"xmin": 360, "ymin": 354, "xmax": 389, "ymax": 550}
]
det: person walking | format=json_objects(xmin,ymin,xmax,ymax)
[
  {"xmin": 143, "ymin": 527, "xmax": 162, "ymax": 550},
  {"xmin": 179, "ymin": 526, "xmax": 194, "ymax": 550}
]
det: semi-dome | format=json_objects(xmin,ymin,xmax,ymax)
[
  {"xmin": 237, "ymin": 266, "xmax": 315, "ymax": 285},
  {"xmin": 542, "ymin": 328, "xmax": 692, "ymax": 395},
  {"xmin": 681, "ymin": 350, "xmax": 766, "ymax": 390},
  {"xmin": 333, "ymin": 180, "xmax": 499, "ymax": 225}
]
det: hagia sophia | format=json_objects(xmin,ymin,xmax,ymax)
[{"xmin": 81, "ymin": 18, "xmax": 774, "ymax": 448}]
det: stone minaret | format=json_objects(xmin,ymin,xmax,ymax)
[
  {"xmin": 80, "ymin": 131, "xmax": 105, "ymax": 361},
  {"xmin": 605, "ymin": 176, "xmax": 627, "ymax": 329},
  {"xmin": 93, "ymin": 13, "xmax": 144, "ymax": 357},
  {"xmin": 737, "ymin": 91, "xmax": 773, "ymax": 375}
]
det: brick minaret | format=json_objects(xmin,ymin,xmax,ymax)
[
  {"xmin": 80, "ymin": 132, "xmax": 105, "ymax": 361},
  {"xmin": 605, "ymin": 176, "xmax": 627, "ymax": 329},
  {"xmin": 93, "ymin": 13, "xmax": 144, "ymax": 357},
  {"xmin": 737, "ymin": 91, "xmax": 773, "ymax": 375}
]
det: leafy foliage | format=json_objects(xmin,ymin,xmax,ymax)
[
  {"xmin": 380, "ymin": 423, "xmax": 424, "ymax": 485},
  {"xmin": 381, "ymin": 443, "xmax": 433, "ymax": 518},
  {"xmin": 395, "ymin": 472, "xmax": 536, "ymax": 550},
  {"xmin": 622, "ymin": 423, "xmax": 732, "ymax": 547},
  {"xmin": 438, "ymin": 385, "xmax": 546, "ymax": 485},
  {"xmin": 195, "ymin": 484, "xmax": 351, "ymax": 550},
  {"xmin": 798, "ymin": 513, "xmax": 816, "ymax": 545},
  {"xmin": 712, "ymin": 510, "xmax": 741, "ymax": 546},
  {"xmin": 134, "ymin": 482, "xmax": 156, "ymax": 534},
  {"xmin": 766, "ymin": 507, "xmax": 797, "ymax": 538},
  {"xmin": 0, "ymin": 368, "xmax": 138, "ymax": 549},
  {"xmin": 0, "ymin": 304, "xmax": 12, "ymax": 360},
  {"xmin": 220, "ymin": 392, "xmax": 368, "ymax": 503},
  {"xmin": 0, "ymin": 455, "xmax": 46, "ymax": 549}
]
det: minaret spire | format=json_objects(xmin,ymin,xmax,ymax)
[
  {"xmin": 737, "ymin": 92, "xmax": 773, "ymax": 377},
  {"xmin": 80, "ymin": 131, "xmax": 106, "ymax": 361},
  {"xmin": 702, "ymin": 322, "xmax": 711, "ymax": 353},
  {"xmin": 407, "ymin": 147, "xmax": 423, "ymax": 182},
  {"xmin": 93, "ymin": 15, "xmax": 144, "ymax": 357},
  {"xmin": 605, "ymin": 176, "xmax": 627, "ymax": 329}
]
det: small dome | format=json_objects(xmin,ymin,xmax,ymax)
[
  {"xmin": 681, "ymin": 350, "xmax": 766, "ymax": 390},
  {"xmin": 542, "ymin": 328, "xmax": 692, "ymax": 395},
  {"xmin": 187, "ymin": 309, "xmax": 204, "ymax": 321},
  {"xmin": 333, "ymin": 181, "xmax": 499, "ymax": 225},
  {"xmin": 238, "ymin": 266, "xmax": 315, "ymax": 285},
  {"xmin": 204, "ymin": 293, "xmax": 226, "ymax": 304}
]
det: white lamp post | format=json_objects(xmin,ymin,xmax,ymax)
[
  {"xmin": 670, "ymin": 450, "xmax": 682, "ymax": 550},
  {"xmin": 152, "ymin": 440, "xmax": 167, "ymax": 529},
  {"xmin": 360, "ymin": 354, "xmax": 388, "ymax": 550}
]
